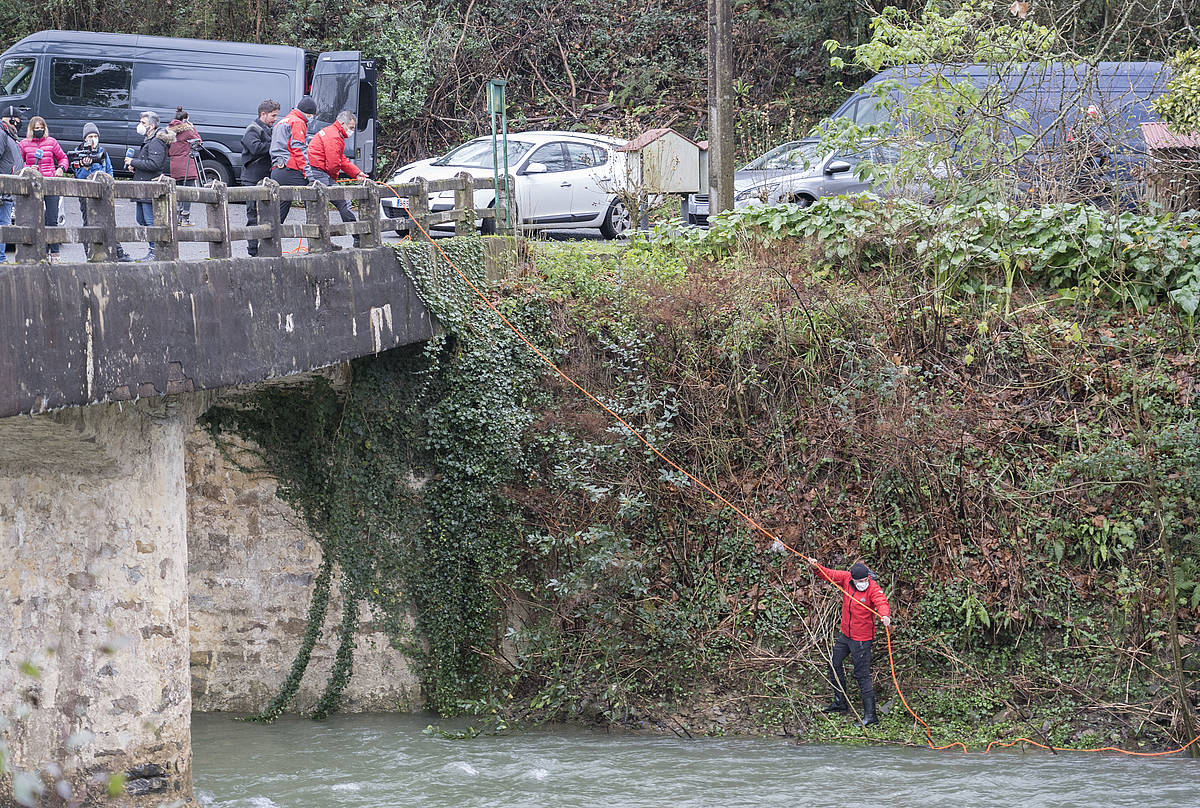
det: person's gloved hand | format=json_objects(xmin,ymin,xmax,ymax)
[{"xmin": 881, "ymin": 615, "xmax": 892, "ymax": 628}]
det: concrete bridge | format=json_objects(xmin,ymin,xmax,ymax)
[{"xmin": 0, "ymin": 171, "xmax": 509, "ymax": 804}]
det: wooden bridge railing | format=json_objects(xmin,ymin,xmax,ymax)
[{"xmin": 0, "ymin": 167, "xmax": 513, "ymax": 264}]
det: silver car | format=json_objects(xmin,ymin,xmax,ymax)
[{"xmin": 687, "ymin": 140, "xmax": 897, "ymax": 225}]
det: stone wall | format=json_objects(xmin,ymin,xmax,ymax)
[
  {"xmin": 0, "ymin": 396, "xmax": 203, "ymax": 806},
  {"xmin": 186, "ymin": 407, "xmax": 422, "ymax": 715}
]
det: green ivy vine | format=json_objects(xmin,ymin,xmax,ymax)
[{"xmin": 202, "ymin": 236, "xmax": 546, "ymax": 719}]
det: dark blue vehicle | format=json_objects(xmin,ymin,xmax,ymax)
[
  {"xmin": 824, "ymin": 61, "xmax": 1173, "ymax": 199},
  {"xmin": 0, "ymin": 31, "xmax": 379, "ymax": 184}
]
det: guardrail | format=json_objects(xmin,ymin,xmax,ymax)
[{"xmin": 0, "ymin": 167, "xmax": 513, "ymax": 264}]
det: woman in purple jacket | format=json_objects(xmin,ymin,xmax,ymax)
[{"xmin": 19, "ymin": 116, "xmax": 68, "ymax": 260}]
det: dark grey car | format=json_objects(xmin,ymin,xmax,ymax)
[{"xmin": 687, "ymin": 139, "xmax": 896, "ymax": 225}]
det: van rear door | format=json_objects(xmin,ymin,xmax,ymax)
[{"xmin": 309, "ymin": 51, "xmax": 377, "ymax": 177}]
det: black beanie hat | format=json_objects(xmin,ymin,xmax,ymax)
[
  {"xmin": 2, "ymin": 105, "xmax": 18, "ymax": 119},
  {"xmin": 297, "ymin": 95, "xmax": 317, "ymax": 115},
  {"xmin": 850, "ymin": 562, "xmax": 870, "ymax": 580}
]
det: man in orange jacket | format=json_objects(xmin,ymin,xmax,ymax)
[
  {"xmin": 307, "ymin": 110, "xmax": 365, "ymax": 246},
  {"xmin": 809, "ymin": 558, "xmax": 892, "ymax": 726}
]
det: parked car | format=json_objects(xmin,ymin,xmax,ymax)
[
  {"xmin": 381, "ymin": 131, "xmax": 633, "ymax": 238},
  {"xmin": 687, "ymin": 140, "xmax": 897, "ymax": 225},
  {"xmin": 0, "ymin": 30, "xmax": 379, "ymax": 184}
]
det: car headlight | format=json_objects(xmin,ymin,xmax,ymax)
[{"xmin": 735, "ymin": 186, "xmax": 771, "ymax": 202}]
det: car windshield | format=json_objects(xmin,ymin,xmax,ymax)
[
  {"xmin": 744, "ymin": 141, "xmax": 823, "ymax": 171},
  {"xmin": 434, "ymin": 139, "xmax": 535, "ymax": 168}
]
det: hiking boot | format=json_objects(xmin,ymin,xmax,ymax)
[
  {"xmin": 179, "ymin": 212, "xmax": 192, "ymax": 227},
  {"xmin": 823, "ymin": 700, "xmax": 849, "ymax": 713}
]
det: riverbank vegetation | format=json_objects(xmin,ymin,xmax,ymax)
[
  {"xmin": 190, "ymin": 0, "xmax": 1200, "ymax": 755},
  {"xmin": 201, "ymin": 192, "xmax": 1199, "ymax": 751}
]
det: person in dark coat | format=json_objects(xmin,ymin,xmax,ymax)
[
  {"xmin": 0, "ymin": 106, "xmax": 23, "ymax": 262},
  {"xmin": 809, "ymin": 558, "xmax": 892, "ymax": 726},
  {"xmin": 124, "ymin": 110, "xmax": 173, "ymax": 261},
  {"xmin": 241, "ymin": 99, "xmax": 279, "ymax": 256}
]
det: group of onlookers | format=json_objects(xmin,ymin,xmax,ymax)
[
  {"xmin": 0, "ymin": 104, "xmax": 207, "ymax": 261},
  {"xmin": 242, "ymin": 95, "xmax": 364, "ymax": 256},
  {"xmin": 0, "ymin": 94, "xmax": 362, "ymax": 263}
]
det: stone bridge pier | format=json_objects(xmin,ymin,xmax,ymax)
[
  {"xmin": 0, "ymin": 396, "xmax": 209, "ymax": 802},
  {"xmin": 0, "ymin": 241, "xmax": 474, "ymax": 804}
]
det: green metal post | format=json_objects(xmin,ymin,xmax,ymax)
[{"xmin": 487, "ymin": 78, "xmax": 512, "ymax": 234}]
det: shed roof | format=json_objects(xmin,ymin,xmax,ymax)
[
  {"xmin": 617, "ymin": 128, "xmax": 700, "ymax": 152},
  {"xmin": 1141, "ymin": 122, "xmax": 1200, "ymax": 150}
]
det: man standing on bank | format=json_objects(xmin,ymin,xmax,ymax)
[
  {"xmin": 807, "ymin": 557, "xmax": 892, "ymax": 726},
  {"xmin": 307, "ymin": 110, "xmax": 364, "ymax": 248},
  {"xmin": 270, "ymin": 95, "xmax": 317, "ymax": 225},
  {"xmin": 241, "ymin": 99, "xmax": 279, "ymax": 257}
]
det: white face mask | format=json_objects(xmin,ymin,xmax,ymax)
[
  {"xmin": 854, "ymin": 579, "xmax": 869, "ymax": 591},
  {"xmin": 136, "ymin": 123, "xmax": 148, "ymax": 136},
  {"xmin": 85, "ymin": 135, "xmax": 98, "ymax": 148}
]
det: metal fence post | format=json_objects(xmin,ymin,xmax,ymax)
[
  {"xmin": 454, "ymin": 172, "xmax": 475, "ymax": 236},
  {"xmin": 306, "ymin": 182, "xmax": 331, "ymax": 253},
  {"xmin": 498, "ymin": 174, "xmax": 519, "ymax": 236},
  {"xmin": 87, "ymin": 172, "xmax": 119, "ymax": 262},
  {"xmin": 153, "ymin": 175, "xmax": 179, "ymax": 261},
  {"xmin": 14, "ymin": 167, "xmax": 45, "ymax": 263}
]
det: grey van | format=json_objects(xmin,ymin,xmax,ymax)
[{"xmin": 0, "ymin": 31, "xmax": 378, "ymax": 184}]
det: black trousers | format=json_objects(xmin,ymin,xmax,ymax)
[
  {"xmin": 271, "ymin": 166, "xmax": 308, "ymax": 223},
  {"xmin": 829, "ymin": 632, "xmax": 873, "ymax": 705}
]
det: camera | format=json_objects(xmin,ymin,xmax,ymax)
[{"xmin": 68, "ymin": 143, "xmax": 102, "ymax": 171}]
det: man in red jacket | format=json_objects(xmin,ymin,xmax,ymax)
[
  {"xmin": 307, "ymin": 110, "xmax": 365, "ymax": 246},
  {"xmin": 809, "ymin": 558, "xmax": 892, "ymax": 726}
]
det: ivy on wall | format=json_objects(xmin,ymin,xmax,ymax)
[{"xmin": 202, "ymin": 237, "xmax": 545, "ymax": 718}]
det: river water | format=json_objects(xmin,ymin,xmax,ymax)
[{"xmin": 193, "ymin": 713, "xmax": 1197, "ymax": 808}]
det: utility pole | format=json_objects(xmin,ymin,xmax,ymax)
[{"xmin": 707, "ymin": 0, "xmax": 734, "ymax": 216}]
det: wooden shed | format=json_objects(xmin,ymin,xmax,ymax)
[
  {"xmin": 617, "ymin": 128, "xmax": 704, "ymax": 194},
  {"xmin": 1141, "ymin": 122, "xmax": 1200, "ymax": 212}
]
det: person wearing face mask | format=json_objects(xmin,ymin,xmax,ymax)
[
  {"xmin": 124, "ymin": 110, "xmax": 172, "ymax": 261},
  {"xmin": 808, "ymin": 558, "xmax": 892, "ymax": 726},
  {"xmin": 19, "ymin": 116, "xmax": 68, "ymax": 260},
  {"xmin": 69, "ymin": 123, "xmax": 131, "ymax": 262},
  {"xmin": 0, "ymin": 106, "xmax": 23, "ymax": 262}
]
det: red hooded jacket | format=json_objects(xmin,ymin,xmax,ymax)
[
  {"xmin": 814, "ymin": 563, "xmax": 890, "ymax": 641},
  {"xmin": 307, "ymin": 121, "xmax": 362, "ymax": 181}
]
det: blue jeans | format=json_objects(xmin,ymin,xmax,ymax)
[
  {"xmin": 135, "ymin": 200, "xmax": 154, "ymax": 227},
  {"xmin": 0, "ymin": 199, "xmax": 12, "ymax": 260},
  {"xmin": 136, "ymin": 200, "xmax": 155, "ymax": 258}
]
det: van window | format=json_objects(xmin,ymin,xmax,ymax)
[
  {"xmin": 0, "ymin": 57, "xmax": 35, "ymax": 97},
  {"xmin": 50, "ymin": 59, "xmax": 131, "ymax": 108},
  {"xmin": 311, "ymin": 66, "xmax": 357, "ymax": 124},
  {"xmin": 132, "ymin": 64, "xmax": 291, "ymax": 117}
]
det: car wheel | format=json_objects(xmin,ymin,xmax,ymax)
[
  {"xmin": 201, "ymin": 157, "xmax": 232, "ymax": 187},
  {"xmin": 480, "ymin": 205, "xmax": 497, "ymax": 236},
  {"xmin": 788, "ymin": 195, "xmax": 815, "ymax": 208},
  {"xmin": 600, "ymin": 199, "xmax": 631, "ymax": 239}
]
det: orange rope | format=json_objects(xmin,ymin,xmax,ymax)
[{"xmin": 375, "ymin": 180, "xmax": 1198, "ymax": 758}]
